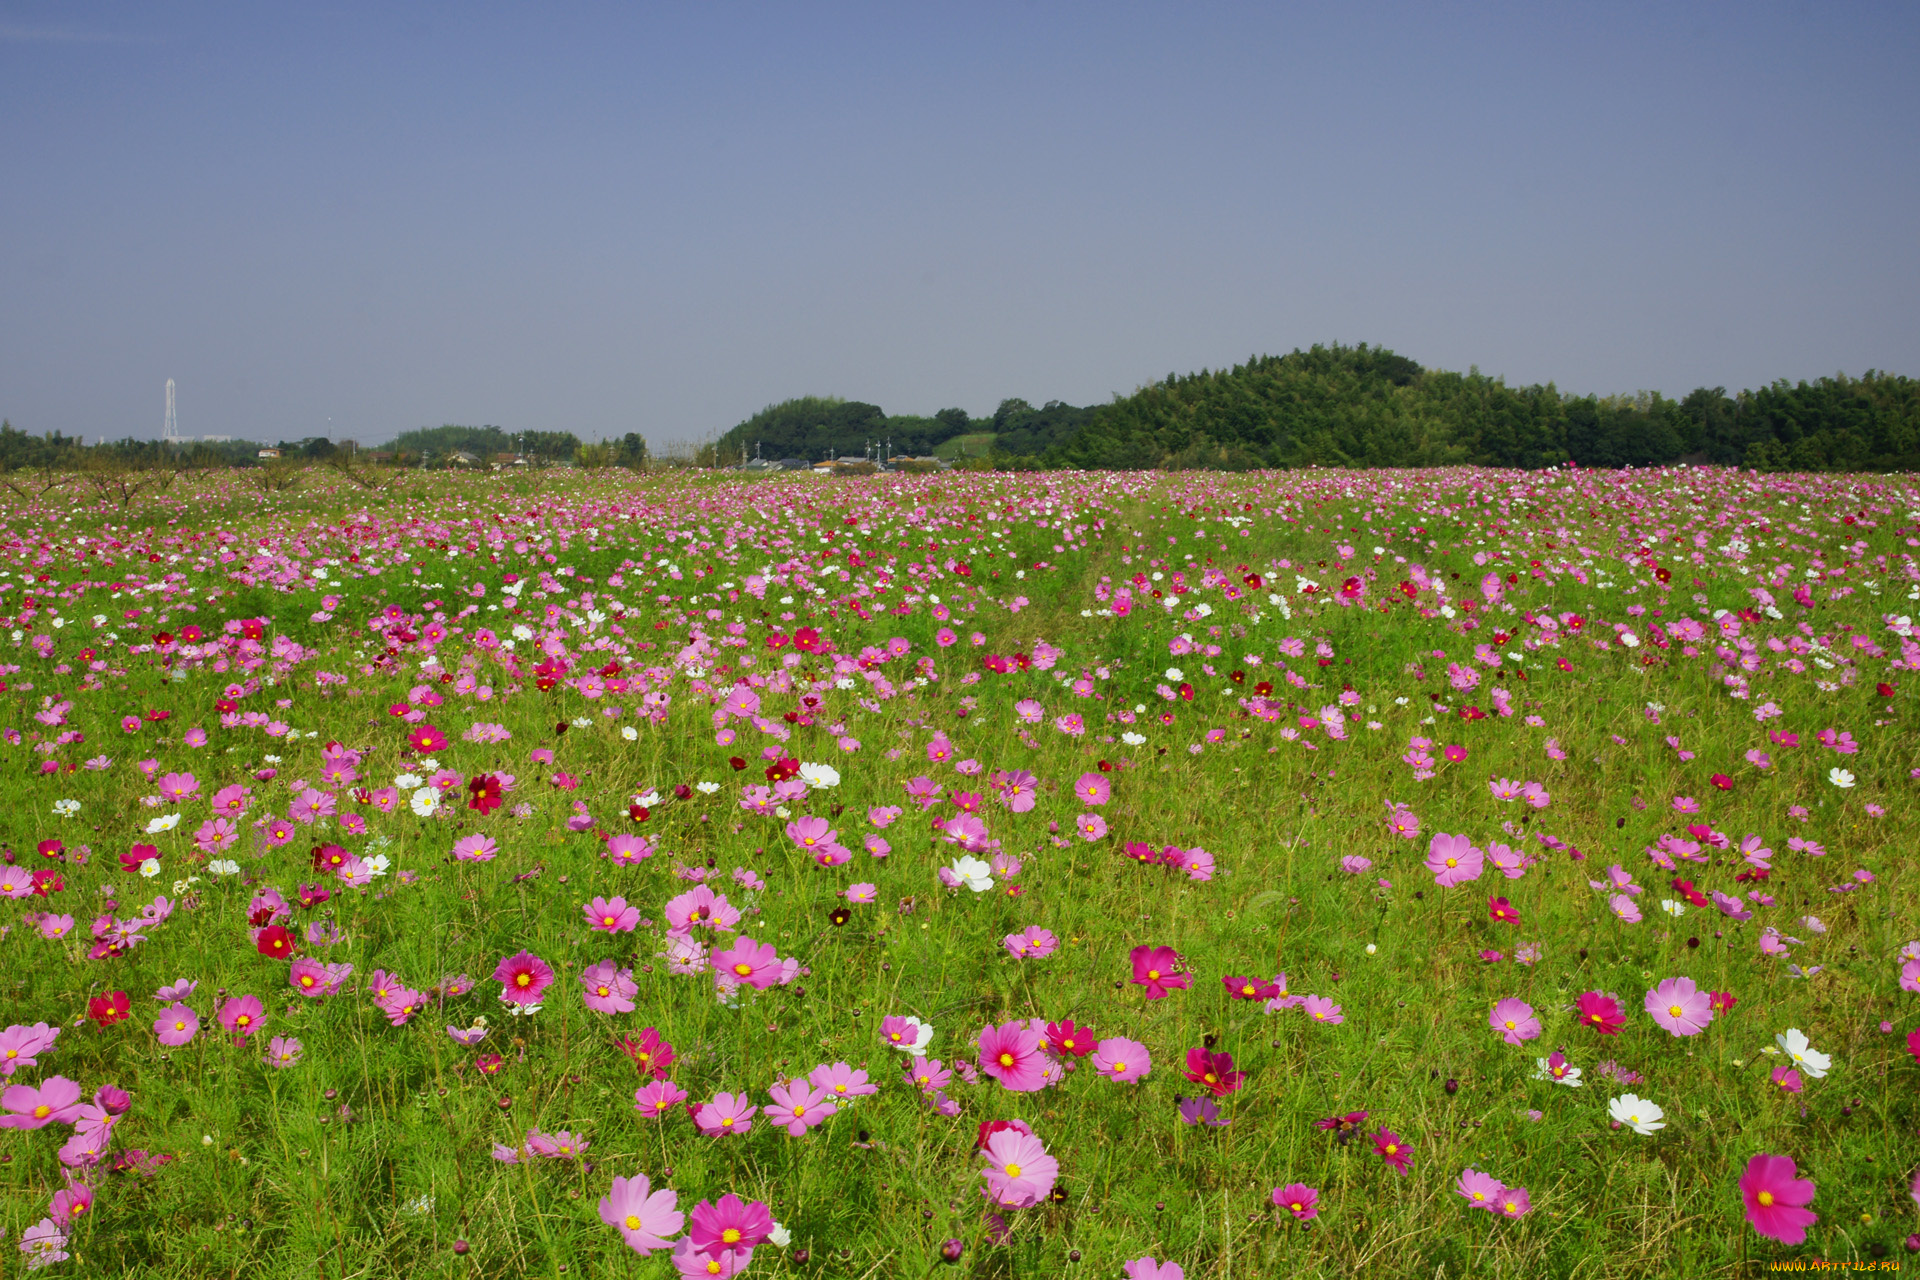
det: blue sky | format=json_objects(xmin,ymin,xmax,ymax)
[{"xmin": 2, "ymin": 1, "xmax": 1916, "ymax": 446}]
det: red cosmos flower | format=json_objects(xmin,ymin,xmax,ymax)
[
  {"xmin": 1555, "ymin": 657, "xmax": 1574, "ymax": 672},
  {"xmin": 1708, "ymin": 991, "xmax": 1738, "ymax": 1014},
  {"xmin": 1710, "ymin": 774, "xmax": 1734, "ymax": 791},
  {"xmin": 255, "ymin": 926, "xmax": 297, "ymax": 960},
  {"xmin": 1177, "ymin": 683, "xmax": 1195, "ymax": 702},
  {"xmin": 1576, "ymin": 991, "xmax": 1626, "ymax": 1035},
  {"xmin": 1313, "ymin": 1110, "xmax": 1369, "ymax": 1133},
  {"xmin": 241, "ymin": 620, "xmax": 265, "ymax": 641},
  {"xmin": 310, "ymin": 844, "xmax": 349, "ymax": 873},
  {"xmin": 1398, "ymin": 580, "xmax": 1418, "ymax": 599},
  {"xmin": 89, "ymin": 992, "xmax": 131, "ymax": 1029},
  {"xmin": 728, "ymin": 757, "xmax": 747, "ymax": 771},
  {"xmin": 1487, "ymin": 896, "xmax": 1520, "ymax": 926},
  {"xmin": 143, "ymin": 709, "xmax": 170, "ymax": 723},
  {"xmin": 407, "ymin": 724, "xmax": 449, "ymax": 753},
  {"xmin": 152, "ymin": 631, "xmax": 175, "ymax": 648},
  {"xmin": 628, "ymin": 804, "xmax": 650, "ymax": 823},
  {"xmin": 36, "ymin": 840, "xmax": 64, "ymax": 860},
  {"xmin": 1908, "ymin": 1027, "xmax": 1920, "ymax": 1066},
  {"xmin": 793, "ymin": 627, "xmax": 822, "ymax": 652},
  {"xmin": 1878, "ymin": 682, "xmax": 1896, "ymax": 698},
  {"xmin": 215, "ymin": 699, "xmax": 239, "ymax": 714},
  {"xmin": 386, "ymin": 703, "xmax": 410, "ymax": 717},
  {"xmin": 467, "ymin": 774, "xmax": 504, "ymax": 815},
  {"xmin": 1184, "ymin": 1047, "xmax": 1246, "ymax": 1097},
  {"xmin": 765, "ymin": 757, "xmax": 800, "ymax": 783},
  {"xmin": 975, "ymin": 1118, "xmax": 1032, "ymax": 1151},
  {"xmin": 120, "ymin": 844, "xmax": 159, "ymax": 873},
  {"xmin": 31, "ymin": 870, "xmax": 64, "ymax": 897},
  {"xmin": 476, "ymin": 1054, "xmax": 505, "ymax": 1075},
  {"xmin": 1670, "ymin": 878, "xmax": 1711, "ymax": 909}
]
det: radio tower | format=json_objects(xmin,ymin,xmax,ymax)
[{"xmin": 163, "ymin": 378, "xmax": 179, "ymax": 444}]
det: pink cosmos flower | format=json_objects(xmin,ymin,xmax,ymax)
[
  {"xmin": 1770, "ymin": 1065, "xmax": 1804, "ymax": 1093},
  {"xmin": 807, "ymin": 1061, "xmax": 877, "ymax": 1103},
  {"xmin": 977, "ymin": 1021, "xmax": 1048, "ymax": 1092},
  {"xmin": 1644, "ymin": 977, "xmax": 1713, "ymax": 1037},
  {"xmin": 607, "ymin": 833, "xmax": 656, "ymax": 865},
  {"xmin": 903, "ymin": 1057, "xmax": 951, "ymax": 1093},
  {"xmin": 0, "ymin": 1023, "xmax": 59, "ymax": 1077},
  {"xmin": 493, "ymin": 951, "xmax": 555, "ymax": 1005},
  {"xmin": 218, "ymin": 995, "xmax": 265, "ymax": 1041},
  {"xmin": 634, "ymin": 1079, "xmax": 690, "ymax": 1119},
  {"xmin": 710, "ymin": 937, "xmax": 783, "ymax": 990},
  {"xmin": 692, "ymin": 1092, "xmax": 757, "ymax": 1137},
  {"xmin": 1073, "ymin": 773, "xmax": 1112, "ymax": 806},
  {"xmin": 980, "ymin": 1128, "xmax": 1059, "ymax": 1208},
  {"xmin": 1273, "ymin": 1183, "xmax": 1320, "ymax": 1220},
  {"xmin": 580, "ymin": 960, "xmax": 638, "ymax": 1014},
  {"xmin": 1489, "ymin": 998, "xmax": 1541, "ymax": 1045},
  {"xmin": 1456, "ymin": 1166, "xmax": 1505, "ymax": 1211},
  {"xmin": 153, "ymin": 1002, "xmax": 199, "ymax": 1047},
  {"xmin": 1076, "ymin": 812, "xmax": 1108, "ymax": 841},
  {"xmin": 1303, "ymin": 995, "xmax": 1344, "ymax": 1025},
  {"xmin": 584, "ymin": 896, "xmax": 640, "ymax": 932},
  {"xmin": 1495, "ymin": 1187, "xmax": 1533, "ymax": 1218},
  {"xmin": 1091, "ymin": 1036, "xmax": 1151, "ymax": 1083},
  {"xmin": 1425, "ymin": 833, "xmax": 1485, "ymax": 887},
  {"xmin": 1130, "ymin": 945, "xmax": 1191, "ymax": 999},
  {"xmin": 289, "ymin": 957, "xmax": 352, "ymax": 998},
  {"xmin": 1180, "ymin": 847, "xmax": 1216, "ymax": 881},
  {"xmin": 452, "ymin": 834, "xmax": 499, "ymax": 862},
  {"xmin": 1003, "ymin": 926, "xmax": 1058, "ymax": 959},
  {"xmin": 0, "ymin": 1076, "xmax": 83, "ymax": 1129},
  {"xmin": 765, "ymin": 1079, "xmax": 837, "ymax": 1136},
  {"xmin": 880, "ymin": 1015, "xmax": 933, "ymax": 1053},
  {"xmin": 1122, "ymin": 1259, "xmax": 1184, "ymax": 1280},
  {"xmin": 665, "ymin": 885, "xmax": 740, "ymax": 934},
  {"xmin": 599, "ymin": 1173, "xmax": 684, "ymax": 1255},
  {"xmin": 1739, "ymin": 1153, "xmax": 1818, "ymax": 1244}
]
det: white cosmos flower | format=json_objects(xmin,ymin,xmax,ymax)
[
  {"xmin": 207, "ymin": 860, "xmax": 241, "ymax": 876},
  {"xmin": 1619, "ymin": 632, "xmax": 1640, "ymax": 648},
  {"xmin": 1774, "ymin": 1028, "xmax": 1831, "ymax": 1078},
  {"xmin": 767, "ymin": 1223, "xmax": 791, "ymax": 1248},
  {"xmin": 887, "ymin": 1016, "xmax": 934, "ymax": 1054},
  {"xmin": 1608, "ymin": 1094, "xmax": 1665, "ymax": 1134},
  {"xmin": 621, "ymin": 726, "xmax": 638, "ymax": 741},
  {"xmin": 1121, "ymin": 732, "xmax": 1147, "ymax": 746},
  {"xmin": 797, "ymin": 762, "xmax": 840, "ymax": 788},
  {"xmin": 145, "ymin": 813, "xmax": 182, "ymax": 834},
  {"xmin": 1827, "ymin": 768, "xmax": 1855, "ymax": 788},
  {"xmin": 1659, "ymin": 899, "xmax": 1686, "ymax": 917},
  {"xmin": 950, "ymin": 856, "xmax": 993, "ymax": 893},
  {"xmin": 635, "ymin": 790, "xmax": 661, "ymax": 808},
  {"xmin": 695, "ymin": 780, "xmax": 721, "ymax": 794},
  {"xmin": 1165, "ymin": 667, "xmax": 1184, "ymax": 681},
  {"xmin": 138, "ymin": 858, "xmax": 161, "ymax": 879},
  {"xmin": 53, "ymin": 799, "xmax": 81, "ymax": 816},
  {"xmin": 394, "ymin": 773, "xmax": 424, "ymax": 790},
  {"xmin": 364, "ymin": 854, "xmax": 392, "ymax": 878},
  {"xmin": 410, "ymin": 787, "xmax": 440, "ymax": 817}
]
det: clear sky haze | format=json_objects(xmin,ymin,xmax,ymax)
[{"xmin": 2, "ymin": 1, "xmax": 1916, "ymax": 447}]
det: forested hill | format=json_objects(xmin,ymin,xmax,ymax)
[{"xmin": 720, "ymin": 345, "xmax": 1920, "ymax": 472}]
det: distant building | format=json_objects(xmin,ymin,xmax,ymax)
[
  {"xmin": 492, "ymin": 452, "xmax": 528, "ymax": 469},
  {"xmin": 449, "ymin": 451, "xmax": 482, "ymax": 467},
  {"xmin": 257, "ymin": 448, "xmax": 281, "ymax": 459}
]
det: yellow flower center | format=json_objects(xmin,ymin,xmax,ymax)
[
  {"xmin": 603, "ymin": 916, "xmax": 615, "ymax": 926},
  {"xmin": 722, "ymin": 1228, "xmax": 742, "ymax": 1244},
  {"xmin": 1757, "ymin": 1191, "xmax": 1774, "ymax": 1207},
  {"xmin": 1112, "ymin": 1061, "xmax": 1127, "ymax": 1072},
  {"xmin": 624, "ymin": 1214, "xmax": 641, "ymax": 1230},
  {"xmin": 1668, "ymin": 1005, "xmax": 1682, "ymax": 1018},
  {"xmin": 1147, "ymin": 970, "xmax": 1160, "ymax": 980},
  {"xmin": 1005, "ymin": 1163, "xmax": 1023, "ymax": 1177},
  {"xmin": 998, "ymin": 1052, "xmax": 1014, "ymax": 1067},
  {"xmin": 33, "ymin": 1105, "xmax": 50, "ymax": 1119},
  {"xmin": 1445, "ymin": 858, "xmax": 1458, "ymax": 868},
  {"xmin": 1504, "ymin": 1020, "xmax": 1516, "ymax": 1030},
  {"xmin": 792, "ymin": 1105, "xmax": 806, "ymax": 1116},
  {"xmin": 174, "ymin": 1021, "xmax": 187, "ymax": 1031},
  {"xmin": 1385, "ymin": 1144, "xmax": 1398, "ymax": 1155},
  {"xmin": 734, "ymin": 963, "xmax": 752, "ymax": 977},
  {"xmin": 721, "ymin": 1117, "xmax": 734, "ymax": 1127},
  {"xmin": 516, "ymin": 974, "xmax": 531, "ymax": 987}
]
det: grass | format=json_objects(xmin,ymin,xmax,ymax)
[{"xmin": 0, "ymin": 462, "xmax": 1912, "ymax": 1277}]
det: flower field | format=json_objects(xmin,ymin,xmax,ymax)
[{"xmin": 0, "ymin": 463, "xmax": 1915, "ymax": 1277}]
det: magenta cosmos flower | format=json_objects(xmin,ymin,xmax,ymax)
[
  {"xmin": 493, "ymin": 951, "xmax": 554, "ymax": 1005},
  {"xmin": 1130, "ymin": 945, "xmax": 1191, "ymax": 999},
  {"xmin": 1576, "ymin": 991, "xmax": 1626, "ymax": 1036},
  {"xmin": 978, "ymin": 1021, "xmax": 1048, "ymax": 1092},
  {"xmin": 1644, "ymin": 977, "xmax": 1714, "ymax": 1037},
  {"xmin": 1372, "ymin": 1128, "xmax": 1413, "ymax": 1175},
  {"xmin": 1739, "ymin": 1153, "xmax": 1817, "ymax": 1244},
  {"xmin": 1183, "ymin": 1048, "xmax": 1245, "ymax": 1097},
  {"xmin": 1489, "ymin": 998, "xmax": 1541, "ymax": 1045},
  {"xmin": 1273, "ymin": 1183, "xmax": 1320, "ymax": 1220},
  {"xmin": 709, "ymin": 937, "xmax": 784, "ymax": 990},
  {"xmin": 584, "ymin": 895, "xmax": 640, "ymax": 932},
  {"xmin": 1426, "ymin": 834, "xmax": 1484, "ymax": 887},
  {"xmin": 980, "ymin": 1128, "xmax": 1059, "ymax": 1208},
  {"xmin": 1091, "ymin": 1036, "xmax": 1151, "ymax": 1083},
  {"xmin": 688, "ymin": 1192, "xmax": 774, "ymax": 1256},
  {"xmin": 599, "ymin": 1173, "xmax": 684, "ymax": 1255}
]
